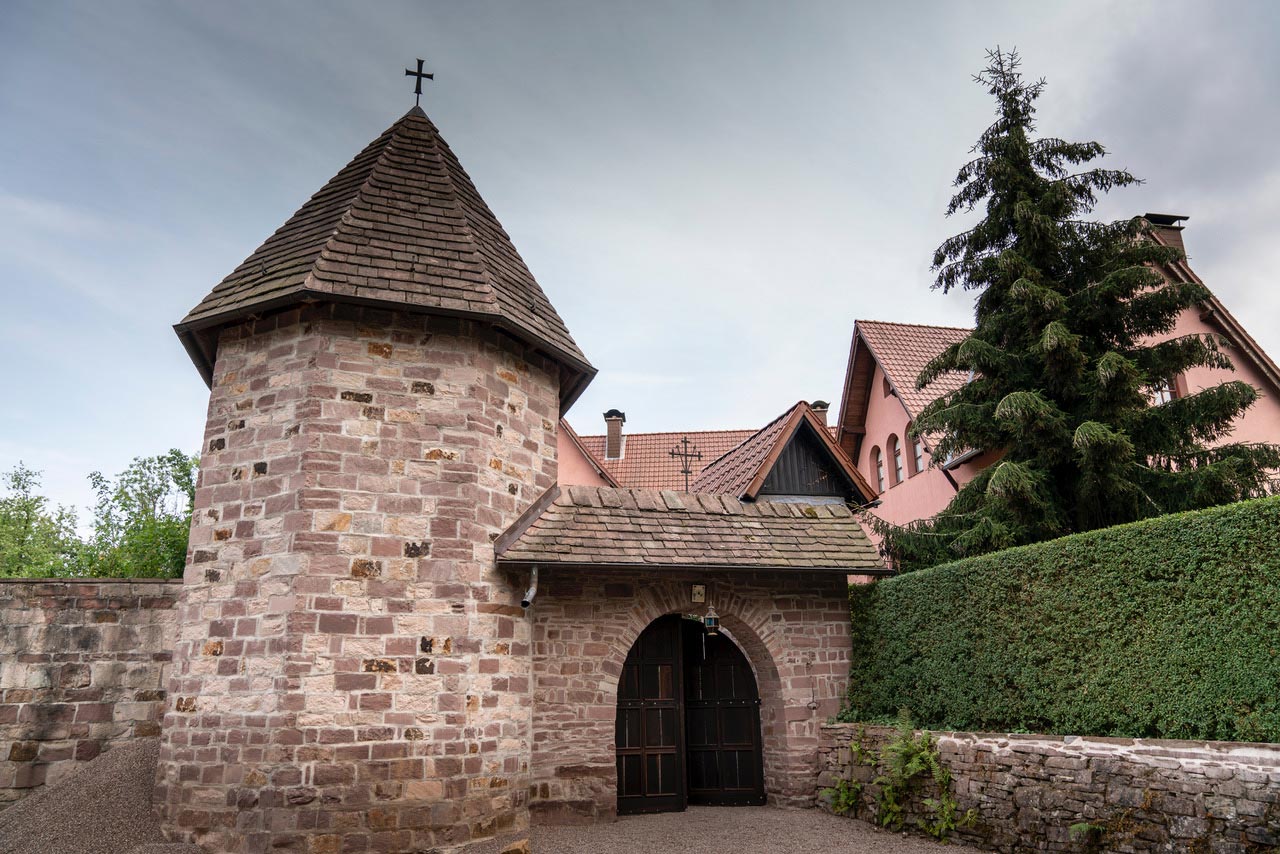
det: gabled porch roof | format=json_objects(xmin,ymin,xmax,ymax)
[{"xmin": 495, "ymin": 485, "xmax": 886, "ymax": 574}]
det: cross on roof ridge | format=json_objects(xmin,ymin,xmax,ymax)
[{"xmin": 405, "ymin": 58, "xmax": 433, "ymax": 107}]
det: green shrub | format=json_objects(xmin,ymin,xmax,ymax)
[{"xmin": 844, "ymin": 495, "xmax": 1280, "ymax": 741}]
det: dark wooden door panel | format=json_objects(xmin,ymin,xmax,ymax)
[
  {"xmin": 616, "ymin": 615, "xmax": 686, "ymax": 814},
  {"xmin": 682, "ymin": 624, "xmax": 765, "ymax": 806}
]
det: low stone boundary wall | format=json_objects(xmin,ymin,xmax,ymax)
[
  {"xmin": 817, "ymin": 722, "xmax": 1280, "ymax": 852},
  {"xmin": 0, "ymin": 578, "xmax": 181, "ymax": 805}
]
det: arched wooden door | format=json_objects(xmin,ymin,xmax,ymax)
[
  {"xmin": 616, "ymin": 615, "xmax": 765, "ymax": 815},
  {"xmin": 616, "ymin": 615, "xmax": 686, "ymax": 814},
  {"xmin": 683, "ymin": 624, "xmax": 766, "ymax": 806}
]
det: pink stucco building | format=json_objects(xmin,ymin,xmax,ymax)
[{"xmin": 832, "ymin": 215, "xmax": 1280, "ymax": 528}]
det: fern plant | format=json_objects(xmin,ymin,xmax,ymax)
[
  {"xmin": 821, "ymin": 778, "xmax": 863, "ymax": 816},
  {"xmin": 872, "ymin": 709, "xmax": 977, "ymax": 840}
]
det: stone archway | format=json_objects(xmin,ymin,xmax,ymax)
[
  {"xmin": 614, "ymin": 613, "xmax": 768, "ymax": 814},
  {"xmin": 595, "ymin": 583, "xmax": 795, "ymax": 808},
  {"xmin": 528, "ymin": 570, "xmax": 849, "ymax": 822}
]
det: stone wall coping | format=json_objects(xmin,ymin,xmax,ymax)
[{"xmin": 822, "ymin": 721, "xmax": 1280, "ymax": 766}]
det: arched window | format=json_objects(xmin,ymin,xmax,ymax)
[
  {"xmin": 912, "ymin": 436, "xmax": 925, "ymax": 475},
  {"xmin": 889, "ymin": 435, "xmax": 904, "ymax": 485},
  {"xmin": 871, "ymin": 447, "xmax": 885, "ymax": 494}
]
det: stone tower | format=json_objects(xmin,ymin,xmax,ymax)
[{"xmin": 157, "ymin": 107, "xmax": 593, "ymax": 853}]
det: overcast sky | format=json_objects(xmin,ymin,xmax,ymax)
[{"xmin": 3, "ymin": 0, "xmax": 1279, "ymax": 519}]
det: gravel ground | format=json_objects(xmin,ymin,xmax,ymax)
[
  {"xmin": 531, "ymin": 805, "xmax": 974, "ymax": 853},
  {"xmin": 0, "ymin": 738, "xmax": 198, "ymax": 854}
]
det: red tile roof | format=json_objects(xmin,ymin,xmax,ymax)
[
  {"xmin": 495, "ymin": 486, "xmax": 885, "ymax": 572},
  {"xmin": 692, "ymin": 401, "xmax": 875, "ymax": 501},
  {"xmin": 577, "ymin": 429, "xmax": 755, "ymax": 491},
  {"xmin": 691, "ymin": 411, "xmax": 793, "ymax": 495},
  {"xmin": 855, "ymin": 320, "xmax": 971, "ymax": 419},
  {"xmin": 175, "ymin": 106, "xmax": 593, "ymax": 407}
]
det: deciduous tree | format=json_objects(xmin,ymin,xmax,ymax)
[
  {"xmin": 0, "ymin": 463, "xmax": 81, "ymax": 577},
  {"xmin": 86, "ymin": 449, "xmax": 198, "ymax": 578}
]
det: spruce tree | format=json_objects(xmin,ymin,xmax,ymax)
[{"xmin": 882, "ymin": 49, "xmax": 1280, "ymax": 570}]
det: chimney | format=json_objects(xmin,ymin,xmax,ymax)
[
  {"xmin": 809, "ymin": 400, "xmax": 830, "ymax": 426},
  {"xmin": 1144, "ymin": 212, "xmax": 1189, "ymax": 254},
  {"xmin": 603, "ymin": 409, "xmax": 626, "ymax": 459}
]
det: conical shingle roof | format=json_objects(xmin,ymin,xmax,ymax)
[{"xmin": 175, "ymin": 106, "xmax": 593, "ymax": 408}]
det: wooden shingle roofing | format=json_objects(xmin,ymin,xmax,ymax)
[
  {"xmin": 175, "ymin": 106, "xmax": 594, "ymax": 409},
  {"xmin": 495, "ymin": 485, "xmax": 886, "ymax": 573}
]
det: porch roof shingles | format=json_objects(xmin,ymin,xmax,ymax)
[{"xmin": 496, "ymin": 485, "xmax": 884, "ymax": 572}]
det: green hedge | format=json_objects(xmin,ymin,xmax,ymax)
[{"xmin": 845, "ymin": 495, "xmax": 1280, "ymax": 741}]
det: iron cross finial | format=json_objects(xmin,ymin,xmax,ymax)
[
  {"xmin": 405, "ymin": 58, "xmax": 434, "ymax": 107},
  {"xmin": 669, "ymin": 436, "xmax": 703, "ymax": 492}
]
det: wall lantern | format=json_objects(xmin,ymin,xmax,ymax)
[{"xmin": 703, "ymin": 606, "xmax": 720, "ymax": 636}]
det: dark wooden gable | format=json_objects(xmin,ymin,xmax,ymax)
[{"xmin": 758, "ymin": 423, "xmax": 855, "ymax": 499}]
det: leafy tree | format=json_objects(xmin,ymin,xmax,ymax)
[
  {"xmin": 85, "ymin": 449, "xmax": 198, "ymax": 578},
  {"xmin": 882, "ymin": 49, "xmax": 1280, "ymax": 570},
  {"xmin": 0, "ymin": 463, "xmax": 82, "ymax": 577}
]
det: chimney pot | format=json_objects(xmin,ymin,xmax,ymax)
[
  {"xmin": 603, "ymin": 410, "xmax": 626, "ymax": 460},
  {"xmin": 809, "ymin": 400, "xmax": 830, "ymax": 426}
]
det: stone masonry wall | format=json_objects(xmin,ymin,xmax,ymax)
[
  {"xmin": 0, "ymin": 578, "xmax": 180, "ymax": 805},
  {"xmin": 818, "ymin": 723, "xmax": 1280, "ymax": 852},
  {"xmin": 155, "ymin": 305, "xmax": 559, "ymax": 854},
  {"xmin": 530, "ymin": 569, "xmax": 850, "ymax": 822}
]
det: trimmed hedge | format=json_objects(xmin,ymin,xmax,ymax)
[{"xmin": 845, "ymin": 495, "xmax": 1280, "ymax": 741}]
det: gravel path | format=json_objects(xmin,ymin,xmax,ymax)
[
  {"xmin": 0, "ymin": 739, "xmax": 197, "ymax": 854},
  {"xmin": 0, "ymin": 742, "xmax": 972, "ymax": 853},
  {"xmin": 531, "ymin": 805, "xmax": 975, "ymax": 853}
]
